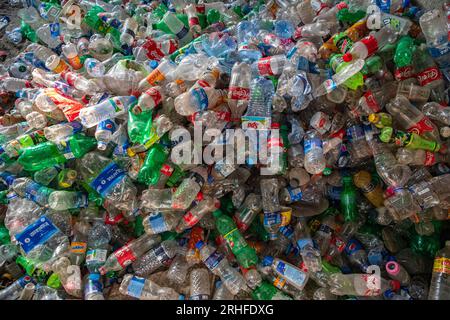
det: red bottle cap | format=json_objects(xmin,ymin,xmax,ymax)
[{"xmin": 342, "ymin": 53, "xmax": 353, "ymax": 62}]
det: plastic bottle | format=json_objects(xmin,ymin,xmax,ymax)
[
  {"xmin": 131, "ymin": 240, "xmax": 179, "ymax": 277},
  {"xmin": 428, "ymin": 241, "xmax": 450, "ymax": 300}
]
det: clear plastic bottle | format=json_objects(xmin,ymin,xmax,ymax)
[
  {"xmin": 98, "ymin": 234, "xmax": 161, "ymax": 275},
  {"xmin": 132, "ymin": 240, "xmax": 179, "ymax": 277},
  {"xmin": 79, "ymin": 96, "xmax": 137, "ymax": 128},
  {"xmin": 428, "ymin": 241, "xmax": 450, "ymax": 300},
  {"xmin": 167, "ymin": 253, "xmax": 189, "ymax": 286},
  {"xmin": 172, "ymin": 166, "xmax": 208, "ymax": 210},
  {"xmin": 189, "ymin": 268, "xmax": 211, "ymax": 300},
  {"xmin": 162, "ymin": 11, "xmax": 193, "ymax": 46},
  {"xmin": 197, "ymin": 240, "xmax": 247, "ymax": 295},
  {"xmin": 303, "ymin": 130, "xmax": 326, "ymax": 175},
  {"xmin": 262, "ymin": 256, "xmax": 309, "ymax": 291},
  {"xmin": 293, "ymin": 218, "xmax": 322, "ymax": 272},
  {"xmin": 48, "ymin": 191, "xmax": 89, "ymax": 211},
  {"xmin": 95, "ymin": 119, "xmax": 117, "ymax": 150},
  {"xmin": 175, "ymin": 196, "xmax": 220, "ymax": 233},
  {"xmin": 228, "ymin": 62, "xmax": 251, "ymax": 121},
  {"xmin": 119, "ymin": 274, "xmax": 182, "ymax": 300},
  {"xmin": 83, "ymin": 273, "xmax": 104, "ymax": 300}
]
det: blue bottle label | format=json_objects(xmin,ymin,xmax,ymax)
[
  {"xmin": 97, "ymin": 120, "xmax": 117, "ymax": 134},
  {"xmin": 346, "ymin": 125, "xmax": 365, "ymax": 142},
  {"xmin": 287, "ymin": 186, "xmax": 302, "ymax": 202},
  {"xmin": 377, "ymin": 0, "xmax": 391, "ymax": 13},
  {"xmin": 204, "ymin": 250, "xmax": 224, "ymax": 270},
  {"xmin": 176, "ymin": 25, "xmax": 189, "ymax": 40},
  {"xmin": 86, "ymin": 249, "xmax": 108, "ymax": 264},
  {"xmin": 345, "ymin": 239, "xmax": 363, "ymax": 256},
  {"xmin": 263, "ymin": 211, "xmax": 282, "ymax": 227},
  {"xmin": 154, "ymin": 245, "xmax": 171, "ymax": 264},
  {"xmin": 275, "ymin": 261, "xmax": 307, "ymax": 287},
  {"xmin": 279, "ymin": 225, "xmax": 294, "ymax": 239},
  {"xmin": 296, "ymin": 238, "xmax": 313, "ymax": 250},
  {"xmin": 191, "ymin": 88, "xmax": 209, "ymax": 111},
  {"xmin": 24, "ymin": 181, "xmax": 52, "ymax": 205},
  {"xmin": 90, "ymin": 162, "xmax": 126, "ymax": 197},
  {"xmin": 127, "ymin": 276, "xmax": 145, "ymax": 298},
  {"xmin": 0, "ymin": 172, "xmax": 16, "ymax": 186},
  {"xmin": 56, "ymin": 140, "xmax": 75, "ymax": 160},
  {"xmin": 304, "ymin": 138, "xmax": 322, "ymax": 153},
  {"xmin": 147, "ymin": 212, "xmax": 168, "ymax": 234},
  {"xmin": 15, "ymin": 216, "xmax": 59, "ymax": 254},
  {"xmin": 49, "ymin": 22, "xmax": 60, "ymax": 38},
  {"xmin": 18, "ymin": 275, "xmax": 33, "ymax": 288}
]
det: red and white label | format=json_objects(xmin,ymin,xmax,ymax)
[
  {"xmin": 114, "ymin": 245, "xmax": 137, "ymax": 267},
  {"xmin": 417, "ymin": 67, "xmax": 442, "ymax": 87},
  {"xmin": 142, "ymin": 38, "xmax": 165, "ymax": 61},
  {"xmin": 363, "ymin": 91, "xmax": 381, "ymax": 112},
  {"xmin": 257, "ymin": 57, "xmax": 274, "ymax": 76},
  {"xmin": 229, "ymin": 86, "xmax": 250, "ymax": 101},
  {"xmin": 188, "ymin": 17, "xmax": 200, "ymax": 26},
  {"xmin": 360, "ymin": 35, "xmax": 378, "ymax": 57},
  {"xmin": 145, "ymin": 87, "xmax": 162, "ymax": 106},
  {"xmin": 183, "ymin": 211, "xmax": 200, "ymax": 227},
  {"xmin": 407, "ymin": 117, "xmax": 435, "ymax": 135},
  {"xmin": 394, "ymin": 66, "xmax": 415, "ymax": 81},
  {"xmin": 424, "ymin": 151, "xmax": 436, "ymax": 166},
  {"xmin": 160, "ymin": 164, "xmax": 174, "ymax": 177},
  {"xmin": 267, "ymin": 137, "xmax": 283, "ymax": 149}
]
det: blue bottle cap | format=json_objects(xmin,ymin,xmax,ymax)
[
  {"xmin": 89, "ymin": 273, "xmax": 101, "ymax": 281},
  {"xmin": 149, "ymin": 60, "xmax": 159, "ymax": 70}
]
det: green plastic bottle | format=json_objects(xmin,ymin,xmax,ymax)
[
  {"xmin": 340, "ymin": 176, "xmax": 358, "ymax": 222},
  {"xmin": 16, "ymin": 255, "xmax": 48, "ymax": 281},
  {"xmin": 394, "ymin": 36, "xmax": 415, "ymax": 68},
  {"xmin": 82, "ymin": 6, "xmax": 122, "ymax": 51},
  {"xmin": 361, "ymin": 55, "xmax": 384, "ymax": 76},
  {"xmin": 17, "ymin": 134, "xmax": 97, "ymax": 171},
  {"xmin": 127, "ymin": 109, "xmax": 153, "ymax": 145},
  {"xmin": 213, "ymin": 209, "xmax": 258, "ymax": 268},
  {"xmin": 330, "ymin": 54, "xmax": 363, "ymax": 90},
  {"xmin": 251, "ymin": 281, "xmax": 292, "ymax": 300},
  {"xmin": 20, "ymin": 21, "xmax": 38, "ymax": 43},
  {"xmin": 336, "ymin": 8, "xmax": 366, "ymax": 24},
  {"xmin": 137, "ymin": 143, "xmax": 169, "ymax": 185},
  {"xmin": 0, "ymin": 223, "xmax": 10, "ymax": 244}
]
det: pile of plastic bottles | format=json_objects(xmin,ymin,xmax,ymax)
[{"xmin": 0, "ymin": 0, "xmax": 449, "ymax": 301}]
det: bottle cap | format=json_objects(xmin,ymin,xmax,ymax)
[
  {"xmin": 342, "ymin": 53, "xmax": 353, "ymax": 62},
  {"xmin": 367, "ymin": 113, "xmax": 378, "ymax": 124},
  {"xmin": 386, "ymin": 261, "xmax": 400, "ymax": 276}
]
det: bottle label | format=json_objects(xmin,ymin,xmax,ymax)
[
  {"xmin": 417, "ymin": 67, "xmax": 442, "ymax": 86},
  {"xmin": 407, "ymin": 117, "xmax": 435, "ymax": 135},
  {"xmin": 360, "ymin": 179, "xmax": 377, "ymax": 194},
  {"xmin": 428, "ymin": 45, "xmax": 450, "ymax": 59},
  {"xmin": 304, "ymin": 138, "xmax": 322, "ymax": 153},
  {"xmin": 361, "ymin": 35, "xmax": 378, "ymax": 57},
  {"xmin": 332, "ymin": 236, "xmax": 346, "ymax": 253},
  {"xmin": 191, "ymin": 88, "xmax": 209, "ymax": 111},
  {"xmin": 215, "ymin": 160, "xmax": 235, "ymax": 178},
  {"xmin": 273, "ymin": 276, "xmax": 286, "ymax": 289},
  {"xmin": 85, "ymin": 278, "xmax": 103, "ymax": 297},
  {"xmin": 24, "ymin": 181, "xmax": 52, "ymax": 205},
  {"xmin": 175, "ymin": 25, "xmax": 189, "ymax": 40},
  {"xmin": 188, "ymin": 17, "xmax": 200, "ymax": 26},
  {"xmin": 362, "ymin": 91, "xmax": 381, "ymax": 112},
  {"xmin": 223, "ymin": 228, "xmax": 247, "ymax": 251},
  {"xmin": 377, "ymin": 0, "xmax": 391, "ymax": 13},
  {"xmin": 154, "ymin": 245, "xmax": 171, "ymax": 264},
  {"xmin": 424, "ymin": 151, "xmax": 436, "ymax": 166},
  {"xmin": 394, "ymin": 66, "xmax": 415, "ymax": 81},
  {"xmin": 241, "ymin": 116, "xmax": 271, "ymax": 130},
  {"xmin": 56, "ymin": 139, "xmax": 75, "ymax": 160},
  {"xmin": 86, "ymin": 249, "xmax": 108, "ymax": 264},
  {"xmin": 71, "ymin": 241, "xmax": 87, "ymax": 254},
  {"xmin": 229, "ymin": 86, "xmax": 250, "ymax": 101},
  {"xmin": 49, "ymin": 22, "xmax": 60, "ymax": 38},
  {"xmin": 146, "ymin": 68, "xmax": 165, "ymax": 85},
  {"xmin": 263, "ymin": 211, "xmax": 282, "ymax": 227},
  {"xmin": 160, "ymin": 164, "xmax": 174, "ymax": 177},
  {"xmin": 344, "ymin": 239, "xmax": 362, "ymax": 256},
  {"xmin": 145, "ymin": 87, "xmax": 163, "ymax": 107},
  {"xmin": 190, "ymin": 294, "xmax": 209, "ymax": 300},
  {"xmin": 147, "ymin": 212, "xmax": 168, "ymax": 234},
  {"xmin": 286, "ymin": 186, "xmax": 302, "ymax": 202},
  {"xmin": 318, "ymin": 224, "xmax": 333, "ymax": 235},
  {"xmin": 204, "ymin": 250, "xmax": 224, "ymax": 270},
  {"xmin": 114, "ymin": 245, "xmax": 137, "ymax": 267},
  {"xmin": 15, "ymin": 216, "xmax": 59, "ymax": 254},
  {"xmin": 275, "ymin": 261, "xmax": 307, "ymax": 287},
  {"xmin": 127, "ymin": 276, "xmax": 145, "ymax": 298},
  {"xmin": 90, "ymin": 162, "xmax": 126, "ymax": 197},
  {"xmin": 257, "ymin": 57, "xmax": 274, "ymax": 76},
  {"xmin": 182, "ymin": 211, "xmax": 200, "ymax": 227},
  {"xmin": 98, "ymin": 119, "xmax": 117, "ymax": 134},
  {"xmin": 296, "ymin": 238, "xmax": 313, "ymax": 250}
]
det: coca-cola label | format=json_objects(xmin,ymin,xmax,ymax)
[
  {"xmin": 417, "ymin": 67, "xmax": 442, "ymax": 86},
  {"xmin": 160, "ymin": 164, "xmax": 174, "ymax": 177},
  {"xmin": 182, "ymin": 211, "xmax": 200, "ymax": 227},
  {"xmin": 257, "ymin": 57, "xmax": 274, "ymax": 76},
  {"xmin": 142, "ymin": 39, "xmax": 165, "ymax": 61},
  {"xmin": 394, "ymin": 66, "xmax": 415, "ymax": 81},
  {"xmin": 114, "ymin": 245, "xmax": 137, "ymax": 267},
  {"xmin": 424, "ymin": 151, "xmax": 436, "ymax": 166},
  {"xmin": 146, "ymin": 87, "xmax": 162, "ymax": 106},
  {"xmin": 229, "ymin": 86, "xmax": 250, "ymax": 101},
  {"xmin": 407, "ymin": 117, "xmax": 435, "ymax": 135},
  {"xmin": 363, "ymin": 91, "xmax": 381, "ymax": 112}
]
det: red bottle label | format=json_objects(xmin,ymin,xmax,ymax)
[
  {"xmin": 183, "ymin": 211, "xmax": 199, "ymax": 227},
  {"xmin": 160, "ymin": 164, "xmax": 174, "ymax": 177},
  {"xmin": 363, "ymin": 90, "xmax": 381, "ymax": 112},
  {"xmin": 257, "ymin": 57, "xmax": 274, "ymax": 76},
  {"xmin": 394, "ymin": 66, "xmax": 415, "ymax": 81},
  {"xmin": 424, "ymin": 151, "xmax": 436, "ymax": 166},
  {"xmin": 142, "ymin": 39, "xmax": 165, "ymax": 61},
  {"xmin": 197, "ymin": 80, "xmax": 211, "ymax": 88},
  {"xmin": 407, "ymin": 117, "xmax": 435, "ymax": 135},
  {"xmin": 229, "ymin": 86, "xmax": 250, "ymax": 100},
  {"xmin": 188, "ymin": 17, "xmax": 200, "ymax": 26},
  {"xmin": 361, "ymin": 35, "xmax": 378, "ymax": 57},
  {"xmin": 417, "ymin": 67, "xmax": 442, "ymax": 86},
  {"xmin": 114, "ymin": 245, "xmax": 137, "ymax": 267},
  {"xmin": 145, "ymin": 87, "xmax": 162, "ymax": 106}
]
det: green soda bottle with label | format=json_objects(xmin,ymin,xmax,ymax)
[
  {"xmin": 17, "ymin": 133, "xmax": 97, "ymax": 171},
  {"xmin": 252, "ymin": 281, "xmax": 292, "ymax": 300},
  {"xmin": 213, "ymin": 209, "xmax": 258, "ymax": 268}
]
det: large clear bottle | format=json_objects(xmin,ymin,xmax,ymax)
[{"xmin": 428, "ymin": 241, "xmax": 450, "ymax": 300}]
